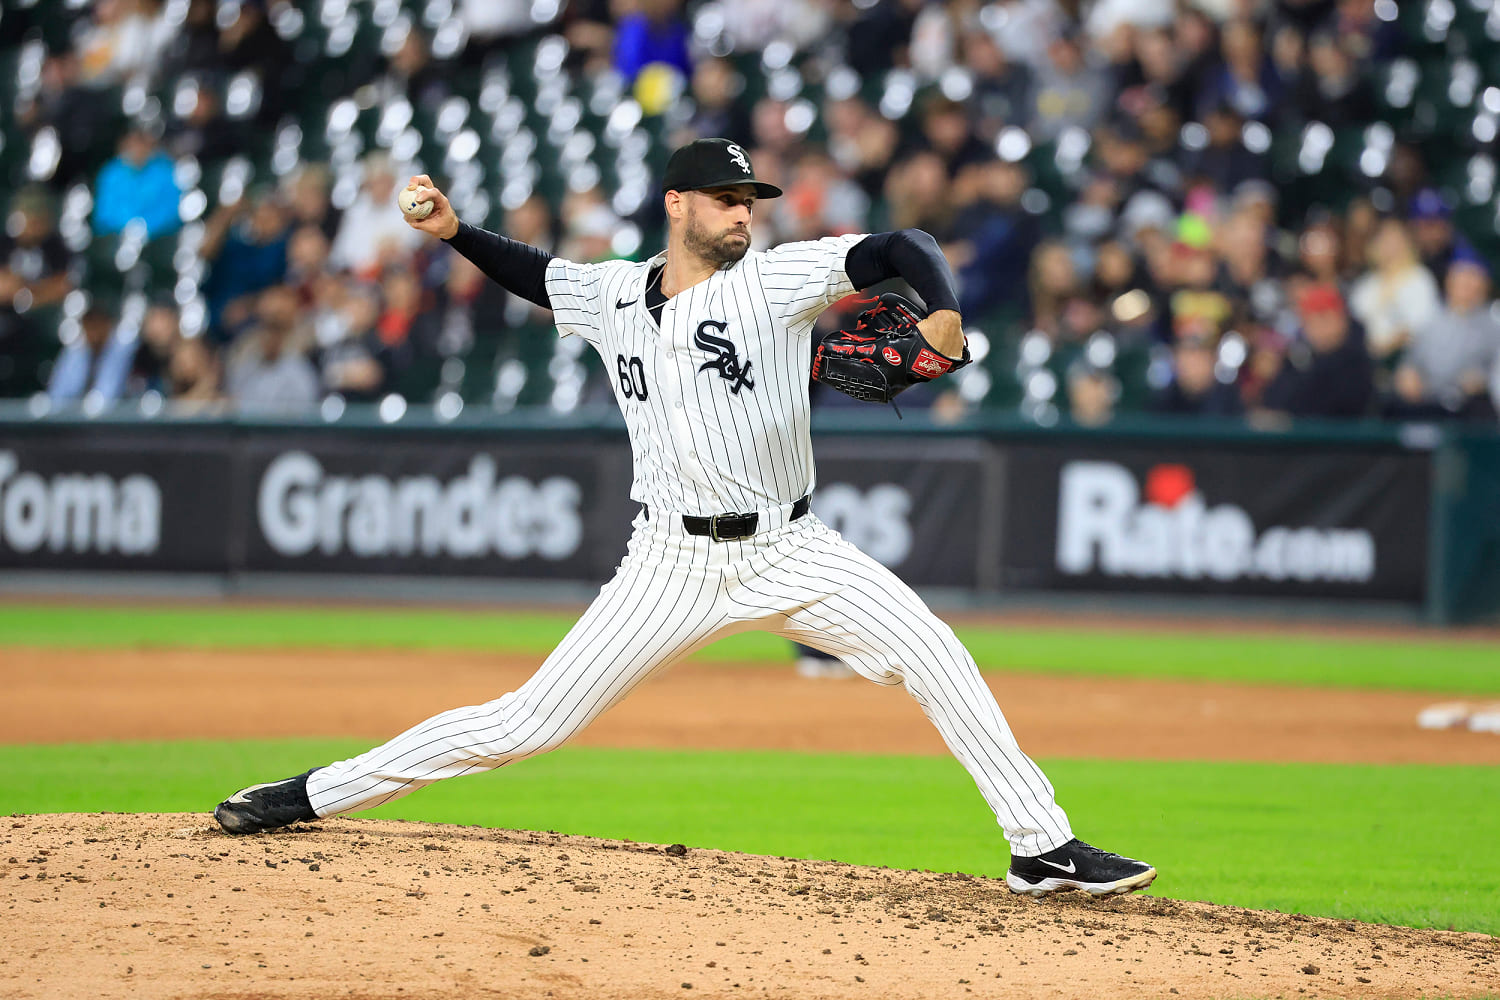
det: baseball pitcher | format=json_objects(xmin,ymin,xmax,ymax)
[{"xmin": 215, "ymin": 138, "xmax": 1156, "ymax": 897}]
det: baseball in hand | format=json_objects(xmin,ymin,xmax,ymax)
[{"xmin": 399, "ymin": 186, "xmax": 435, "ymax": 220}]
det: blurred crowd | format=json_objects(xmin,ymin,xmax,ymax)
[{"xmin": 3, "ymin": 0, "xmax": 1500, "ymax": 426}]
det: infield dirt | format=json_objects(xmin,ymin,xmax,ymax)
[
  {"xmin": 4, "ymin": 813, "xmax": 1498, "ymax": 1000},
  {"xmin": 5, "ymin": 647, "xmax": 1499, "ymax": 763}
]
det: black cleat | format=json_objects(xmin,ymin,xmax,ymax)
[
  {"xmin": 1007, "ymin": 838, "xmax": 1157, "ymax": 897},
  {"xmin": 214, "ymin": 769, "xmax": 320, "ymax": 834}
]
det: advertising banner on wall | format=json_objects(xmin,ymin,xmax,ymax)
[
  {"xmin": 0, "ymin": 421, "xmax": 1442, "ymax": 609},
  {"xmin": 0, "ymin": 427, "xmax": 234, "ymax": 572},
  {"xmin": 999, "ymin": 442, "xmax": 1431, "ymax": 602},
  {"xmin": 0, "ymin": 425, "xmax": 991, "ymax": 586},
  {"xmin": 237, "ymin": 434, "xmax": 987, "ymax": 586},
  {"xmin": 811, "ymin": 438, "xmax": 987, "ymax": 588},
  {"xmin": 238, "ymin": 434, "xmax": 635, "ymax": 580}
]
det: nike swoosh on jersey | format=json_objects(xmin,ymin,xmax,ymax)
[
  {"xmin": 1040, "ymin": 858, "xmax": 1077, "ymax": 873},
  {"xmin": 615, "ymin": 297, "xmax": 638, "ymax": 309}
]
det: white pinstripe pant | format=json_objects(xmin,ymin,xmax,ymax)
[{"xmin": 307, "ymin": 512, "xmax": 1075, "ymax": 855}]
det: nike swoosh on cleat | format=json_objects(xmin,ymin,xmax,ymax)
[
  {"xmin": 616, "ymin": 298, "xmax": 638, "ymax": 309},
  {"xmin": 1039, "ymin": 858, "xmax": 1077, "ymax": 873},
  {"xmin": 227, "ymin": 779, "xmax": 293, "ymax": 804}
]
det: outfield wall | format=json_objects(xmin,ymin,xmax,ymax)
[{"xmin": 1, "ymin": 406, "xmax": 1495, "ymax": 623}]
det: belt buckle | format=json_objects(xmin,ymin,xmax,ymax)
[{"xmin": 709, "ymin": 512, "xmax": 734, "ymax": 542}]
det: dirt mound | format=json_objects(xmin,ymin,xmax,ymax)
[{"xmin": 2, "ymin": 815, "xmax": 1495, "ymax": 1000}]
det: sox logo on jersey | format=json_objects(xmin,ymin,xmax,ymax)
[{"xmin": 694, "ymin": 320, "xmax": 755, "ymax": 394}]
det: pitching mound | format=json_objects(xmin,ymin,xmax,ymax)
[{"xmin": 3, "ymin": 815, "xmax": 1496, "ymax": 1000}]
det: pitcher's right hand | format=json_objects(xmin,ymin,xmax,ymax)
[{"xmin": 399, "ymin": 175, "xmax": 460, "ymax": 240}]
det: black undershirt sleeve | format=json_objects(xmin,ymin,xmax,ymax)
[
  {"xmin": 443, "ymin": 222, "xmax": 554, "ymax": 310},
  {"xmin": 844, "ymin": 229, "xmax": 961, "ymax": 316}
]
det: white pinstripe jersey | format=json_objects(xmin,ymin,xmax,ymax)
[{"xmin": 545, "ymin": 233, "xmax": 867, "ymax": 515}]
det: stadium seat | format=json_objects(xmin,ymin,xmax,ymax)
[
  {"xmin": 1112, "ymin": 341, "xmax": 1155, "ymax": 413},
  {"xmin": 973, "ymin": 328, "xmax": 1025, "ymax": 411},
  {"xmin": 391, "ymin": 352, "xmax": 445, "ymax": 403},
  {"xmin": 79, "ymin": 233, "xmax": 127, "ymax": 298},
  {"xmin": 0, "ymin": 44, "xmax": 27, "ymax": 110},
  {"xmin": 137, "ymin": 236, "xmax": 179, "ymax": 297},
  {"xmin": 1374, "ymin": 58, "xmax": 1420, "ymax": 118},
  {"xmin": 1407, "ymin": 55, "xmax": 1472, "ymax": 141},
  {"xmin": 455, "ymin": 335, "xmax": 500, "ymax": 403},
  {"xmin": 0, "ymin": 303, "xmax": 61, "ymax": 398},
  {"xmin": 0, "ymin": 119, "xmax": 26, "ymax": 187},
  {"xmin": 197, "ymin": 156, "xmax": 257, "ymax": 212}
]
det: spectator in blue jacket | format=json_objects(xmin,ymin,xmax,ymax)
[
  {"xmin": 200, "ymin": 187, "xmax": 291, "ymax": 342},
  {"xmin": 1198, "ymin": 19, "xmax": 1283, "ymax": 123},
  {"xmin": 951, "ymin": 160, "xmax": 1040, "ymax": 319},
  {"xmin": 92, "ymin": 127, "xmax": 182, "ymax": 240}
]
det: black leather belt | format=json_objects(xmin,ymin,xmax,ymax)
[{"xmin": 679, "ymin": 495, "xmax": 810, "ymax": 541}]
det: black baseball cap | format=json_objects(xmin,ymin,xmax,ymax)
[{"xmin": 661, "ymin": 138, "xmax": 783, "ymax": 199}]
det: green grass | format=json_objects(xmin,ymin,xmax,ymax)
[
  {"xmin": 3, "ymin": 739, "xmax": 1497, "ymax": 937},
  {"xmin": 2, "ymin": 603, "xmax": 1498, "ymax": 693}
]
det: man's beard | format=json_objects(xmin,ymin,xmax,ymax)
[{"xmin": 683, "ymin": 210, "xmax": 751, "ymax": 265}]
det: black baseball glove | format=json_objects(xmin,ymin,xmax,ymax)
[{"xmin": 811, "ymin": 293, "xmax": 970, "ymax": 404}]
